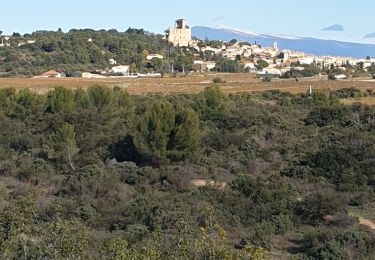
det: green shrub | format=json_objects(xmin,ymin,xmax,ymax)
[{"xmin": 212, "ymin": 77, "xmax": 225, "ymax": 83}]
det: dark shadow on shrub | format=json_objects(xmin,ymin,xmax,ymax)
[{"xmin": 109, "ymin": 135, "xmax": 149, "ymax": 165}]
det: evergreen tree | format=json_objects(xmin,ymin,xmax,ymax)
[
  {"xmin": 168, "ymin": 107, "xmax": 201, "ymax": 161},
  {"xmin": 45, "ymin": 87, "xmax": 75, "ymax": 113},
  {"xmin": 198, "ymin": 84, "xmax": 227, "ymax": 120},
  {"xmin": 116, "ymin": 89, "xmax": 134, "ymax": 118},
  {"xmin": 136, "ymin": 101, "xmax": 175, "ymax": 163},
  {"xmin": 87, "ymin": 85, "xmax": 116, "ymax": 113},
  {"xmin": 48, "ymin": 123, "xmax": 79, "ymax": 171}
]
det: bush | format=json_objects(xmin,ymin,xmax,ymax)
[
  {"xmin": 215, "ymin": 60, "xmax": 241, "ymax": 73},
  {"xmin": 300, "ymin": 230, "xmax": 347, "ymax": 259},
  {"xmin": 328, "ymin": 73, "xmax": 336, "ymax": 80},
  {"xmin": 333, "ymin": 87, "xmax": 361, "ymax": 99},
  {"xmin": 212, "ymin": 77, "xmax": 225, "ymax": 84},
  {"xmin": 295, "ymin": 191, "xmax": 346, "ymax": 225},
  {"xmin": 262, "ymin": 76, "xmax": 272, "ymax": 82},
  {"xmin": 300, "ymin": 228, "xmax": 374, "ymax": 259}
]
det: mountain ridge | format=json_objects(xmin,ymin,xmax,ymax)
[{"xmin": 192, "ymin": 26, "xmax": 375, "ymax": 58}]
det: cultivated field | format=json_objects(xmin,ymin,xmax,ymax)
[{"xmin": 1, "ymin": 73, "xmax": 375, "ymax": 95}]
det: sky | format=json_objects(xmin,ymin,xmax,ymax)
[{"xmin": 1, "ymin": 0, "xmax": 375, "ymax": 44}]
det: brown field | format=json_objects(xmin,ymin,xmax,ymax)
[
  {"xmin": 341, "ymin": 97, "xmax": 375, "ymax": 105},
  {"xmin": 1, "ymin": 73, "xmax": 375, "ymax": 95}
]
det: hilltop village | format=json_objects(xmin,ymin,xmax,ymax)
[{"xmin": 0, "ymin": 19, "xmax": 374, "ymax": 79}]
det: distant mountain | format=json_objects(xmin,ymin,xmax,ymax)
[{"xmin": 192, "ymin": 26, "xmax": 375, "ymax": 58}]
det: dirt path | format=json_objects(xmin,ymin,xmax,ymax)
[
  {"xmin": 358, "ymin": 217, "xmax": 375, "ymax": 230},
  {"xmin": 190, "ymin": 179, "xmax": 227, "ymax": 189},
  {"xmin": 349, "ymin": 209, "xmax": 375, "ymax": 230}
]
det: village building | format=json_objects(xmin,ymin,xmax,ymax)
[
  {"xmin": 109, "ymin": 59, "xmax": 117, "ymax": 65},
  {"xmin": 146, "ymin": 54, "xmax": 164, "ymax": 60},
  {"xmin": 33, "ymin": 70, "xmax": 65, "ymax": 78},
  {"xmin": 205, "ymin": 61, "xmax": 217, "ymax": 71},
  {"xmin": 201, "ymin": 46, "xmax": 222, "ymax": 54},
  {"xmin": 166, "ymin": 19, "xmax": 192, "ymax": 47},
  {"xmin": 299, "ymin": 56, "xmax": 315, "ymax": 65},
  {"xmin": 0, "ymin": 36, "xmax": 11, "ymax": 47},
  {"xmin": 258, "ymin": 67, "xmax": 282, "ymax": 76},
  {"xmin": 192, "ymin": 60, "xmax": 216, "ymax": 72},
  {"xmin": 334, "ymin": 74, "xmax": 347, "ymax": 80},
  {"xmin": 110, "ymin": 65, "xmax": 130, "ymax": 75}
]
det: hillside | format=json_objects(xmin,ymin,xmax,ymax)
[
  {"xmin": 192, "ymin": 26, "xmax": 375, "ymax": 58},
  {"xmin": 0, "ymin": 85, "xmax": 374, "ymax": 259},
  {"xmin": 0, "ymin": 29, "xmax": 168, "ymax": 77}
]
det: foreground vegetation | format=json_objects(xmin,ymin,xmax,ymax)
[{"xmin": 0, "ymin": 85, "xmax": 374, "ymax": 259}]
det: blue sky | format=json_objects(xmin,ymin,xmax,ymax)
[{"xmin": 1, "ymin": 0, "xmax": 374, "ymax": 44}]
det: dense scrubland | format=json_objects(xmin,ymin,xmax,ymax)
[{"xmin": 0, "ymin": 85, "xmax": 374, "ymax": 259}]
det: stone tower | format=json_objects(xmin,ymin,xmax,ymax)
[{"xmin": 167, "ymin": 19, "xmax": 192, "ymax": 47}]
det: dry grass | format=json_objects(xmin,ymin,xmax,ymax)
[
  {"xmin": 341, "ymin": 97, "xmax": 375, "ymax": 105},
  {"xmin": 349, "ymin": 203, "xmax": 375, "ymax": 230},
  {"xmin": 1, "ymin": 73, "xmax": 375, "ymax": 95}
]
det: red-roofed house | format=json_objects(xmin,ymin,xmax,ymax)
[{"xmin": 33, "ymin": 70, "xmax": 65, "ymax": 78}]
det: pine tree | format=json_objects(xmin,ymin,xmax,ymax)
[
  {"xmin": 168, "ymin": 107, "xmax": 201, "ymax": 161},
  {"xmin": 136, "ymin": 101, "xmax": 175, "ymax": 164},
  {"xmin": 198, "ymin": 85, "xmax": 227, "ymax": 120},
  {"xmin": 48, "ymin": 123, "xmax": 79, "ymax": 171},
  {"xmin": 87, "ymin": 85, "xmax": 116, "ymax": 113},
  {"xmin": 45, "ymin": 87, "xmax": 75, "ymax": 113}
]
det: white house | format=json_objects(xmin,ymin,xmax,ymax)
[
  {"xmin": 193, "ymin": 60, "xmax": 205, "ymax": 65},
  {"xmin": 111, "ymin": 65, "xmax": 130, "ymax": 75},
  {"xmin": 263, "ymin": 47, "xmax": 278, "ymax": 57},
  {"xmin": 363, "ymin": 62, "xmax": 372, "ymax": 69},
  {"xmin": 205, "ymin": 62, "xmax": 217, "ymax": 71},
  {"xmin": 299, "ymin": 56, "xmax": 315, "ymax": 65},
  {"xmin": 146, "ymin": 54, "xmax": 164, "ymax": 60},
  {"xmin": 293, "ymin": 66, "xmax": 305, "ymax": 71},
  {"xmin": 289, "ymin": 51, "xmax": 305, "ymax": 58},
  {"xmin": 249, "ymin": 45, "xmax": 262, "ymax": 55},
  {"xmin": 258, "ymin": 68, "xmax": 282, "ymax": 76},
  {"xmin": 0, "ymin": 36, "xmax": 11, "ymax": 47},
  {"xmin": 201, "ymin": 46, "xmax": 222, "ymax": 54},
  {"xmin": 335, "ymin": 74, "xmax": 347, "ymax": 80},
  {"xmin": 109, "ymin": 59, "xmax": 118, "ymax": 65},
  {"xmin": 18, "ymin": 39, "xmax": 36, "ymax": 47},
  {"xmin": 281, "ymin": 67, "xmax": 292, "ymax": 74}
]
